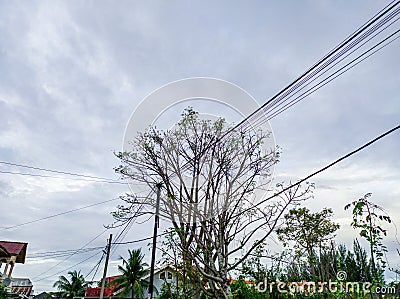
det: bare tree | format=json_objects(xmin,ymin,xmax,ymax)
[{"xmin": 114, "ymin": 108, "xmax": 312, "ymax": 298}]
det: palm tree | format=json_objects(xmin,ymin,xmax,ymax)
[
  {"xmin": 53, "ymin": 270, "xmax": 90, "ymax": 299},
  {"xmin": 109, "ymin": 249, "xmax": 150, "ymax": 299}
]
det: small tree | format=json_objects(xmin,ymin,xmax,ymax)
[
  {"xmin": 344, "ymin": 193, "xmax": 391, "ymax": 283},
  {"xmin": 277, "ymin": 207, "xmax": 340, "ymax": 280}
]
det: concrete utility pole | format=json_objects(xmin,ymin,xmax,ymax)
[
  {"xmin": 99, "ymin": 234, "xmax": 113, "ymax": 299},
  {"xmin": 148, "ymin": 184, "xmax": 162, "ymax": 299}
]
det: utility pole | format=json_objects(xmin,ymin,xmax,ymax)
[
  {"xmin": 99, "ymin": 234, "xmax": 112, "ymax": 299},
  {"xmin": 148, "ymin": 184, "xmax": 161, "ymax": 299}
]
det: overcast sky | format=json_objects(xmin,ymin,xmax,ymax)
[{"xmin": 1, "ymin": 0, "xmax": 399, "ymax": 293}]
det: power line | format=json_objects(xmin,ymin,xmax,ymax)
[
  {"xmin": 0, "ymin": 161, "xmax": 119, "ymax": 181},
  {"xmin": 0, "ymin": 170, "xmax": 128, "ymax": 185},
  {"xmin": 85, "ymin": 250, "xmax": 106, "ymax": 281},
  {"xmin": 254, "ymin": 27, "xmax": 400, "ymax": 126},
  {"xmin": 0, "ymin": 198, "xmax": 118, "ymax": 232},
  {"xmin": 28, "ymin": 233, "xmax": 167, "ymax": 260},
  {"xmin": 239, "ymin": 124, "xmax": 400, "ymax": 215},
  {"xmin": 27, "ymin": 247, "xmax": 104, "ymax": 259},
  {"xmin": 31, "ymin": 232, "xmax": 167, "ymax": 284},
  {"xmin": 109, "ymin": 217, "xmax": 135, "ymax": 258},
  {"xmin": 90, "ymin": 254, "xmax": 104, "ymax": 282},
  {"xmin": 112, "ymin": 232, "xmax": 168, "ymax": 245},
  {"xmin": 241, "ymin": 23, "xmax": 400, "ymax": 133},
  {"xmin": 28, "ymin": 233, "xmax": 167, "ymax": 259},
  {"xmin": 29, "ymin": 247, "xmax": 104, "ymax": 256},
  {"xmin": 33, "ymin": 250, "xmax": 103, "ymax": 283},
  {"xmin": 163, "ymin": 2, "xmax": 400, "ymax": 176},
  {"xmin": 31, "ymin": 229, "xmax": 109, "ymax": 280},
  {"xmin": 234, "ymin": 1, "xmax": 400, "ymax": 133}
]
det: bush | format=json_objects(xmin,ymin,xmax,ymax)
[{"xmin": 0, "ymin": 285, "xmax": 8, "ymax": 299}]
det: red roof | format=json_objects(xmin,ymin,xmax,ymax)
[
  {"xmin": 85, "ymin": 276, "xmax": 120, "ymax": 298},
  {"xmin": 85, "ymin": 287, "xmax": 114, "ymax": 297},
  {"xmin": 0, "ymin": 241, "xmax": 28, "ymax": 263}
]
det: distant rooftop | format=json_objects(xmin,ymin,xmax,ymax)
[{"xmin": 11, "ymin": 278, "xmax": 33, "ymax": 287}]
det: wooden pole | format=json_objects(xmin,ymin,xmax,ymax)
[
  {"xmin": 148, "ymin": 184, "xmax": 161, "ymax": 299},
  {"xmin": 99, "ymin": 234, "xmax": 113, "ymax": 299}
]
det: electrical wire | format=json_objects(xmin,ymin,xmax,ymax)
[
  {"xmin": 253, "ymin": 27, "xmax": 400, "ymax": 127},
  {"xmin": 0, "ymin": 170, "xmax": 128, "ymax": 185},
  {"xmin": 33, "ymin": 250, "xmax": 103, "ymax": 283},
  {"xmin": 0, "ymin": 198, "xmax": 119, "ymax": 232},
  {"xmin": 90, "ymin": 253, "xmax": 105, "ymax": 282},
  {"xmin": 238, "ymin": 124, "xmax": 400, "ymax": 215},
  {"xmin": 27, "ymin": 233, "xmax": 167, "ymax": 260},
  {"xmin": 164, "ymin": 3, "xmax": 400, "ymax": 179},
  {"xmin": 111, "ymin": 232, "xmax": 168, "ymax": 245},
  {"xmin": 242, "ymin": 30, "xmax": 400, "ymax": 133},
  {"xmin": 0, "ymin": 161, "xmax": 118, "ymax": 181},
  {"xmin": 109, "ymin": 218, "xmax": 135, "ymax": 259},
  {"xmin": 85, "ymin": 251, "xmax": 106, "ymax": 281},
  {"xmin": 31, "ymin": 229, "xmax": 109, "ymax": 280},
  {"xmin": 235, "ymin": 1, "xmax": 400, "ymax": 133},
  {"xmin": 28, "ymin": 247, "xmax": 104, "ymax": 259},
  {"xmin": 29, "ymin": 232, "xmax": 166, "ymax": 284}
]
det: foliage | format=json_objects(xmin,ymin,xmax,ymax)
[
  {"xmin": 157, "ymin": 283, "xmax": 193, "ymax": 299},
  {"xmin": 109, "ymin": 249, "xmax": 150, "ymax": 299},
  {"xmin": 235, "ymin": 240, "xmax": 393, "ymax": 299},
  {"xmin": 237, "ymin": 203, "xmax": 394, "ymax": 298},
  {"xmin": 157, "ymin": 284, "xmax": 176, "ymax": 299},
  {"xmin": 335, "ymin": 240, "xmax": 373, "ymax": 283},
  {"xmin": 52, "ymin": 270, "xmax": 90, "ymax": 299},
  {"xmin": 230, "ymin": 280, "xmax": 266, "ymax": 299},
  {"xmin": 240, "ymin": 243, "xmax": 269, "ymax": 283},
  {"xmin": 158, "ymin": 228, "xmax": 199, "ymax": 298},
  {"xmin": 0, "ymin": 285, "xmax": 8, "ymax": 299},
  {"xmin": 276, "ymin": 207, "xmax": 340, "ymax": 280},
  {"xmin": 345, "ymin": 193, "xmax": 391, "ymax": 283}
]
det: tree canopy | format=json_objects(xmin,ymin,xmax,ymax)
[
  {"xmin": 114, "ymin": 108, "xmax": 313, "ymax": 298},
  {"xmin": 52, "ymin": 270, "xmax": 90, "ymax": 299},
  {"xmin": 109, "ymin": 249, "xmax": 149, "ymax": 299}
]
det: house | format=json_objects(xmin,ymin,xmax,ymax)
[
  {"xmin": 143, "ymin": 265, "xmax": 177, "ymax": 299},
  {"xmin": 82, "ymin": 265, "xmax": 177, "ymax": 299},
  {"xmin": 9, "ymin": 278, "xmax": 33, "ymax": 297},
  {"xmin": 0, "ymin": 241, "xmax": 28, "ymax": 281},
  {"xmin": 0, "ymin": 241, "xmax": 33, "ymax": 298}
]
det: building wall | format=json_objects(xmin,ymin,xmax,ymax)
[{"xmin": 142, "ymin": 269, "xmax": 176, "ymax": 299}]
